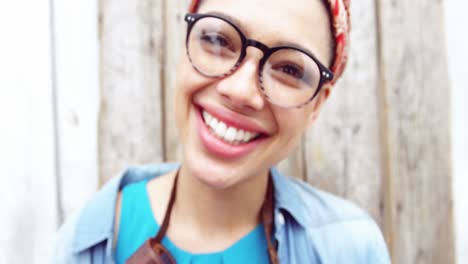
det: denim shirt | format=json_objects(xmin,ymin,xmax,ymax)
[{"xmin": 52, "ymin": 163, "xmax": 391, "ymax": 263}]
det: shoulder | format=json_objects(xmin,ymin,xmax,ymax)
[
  {"xmin": 51, "ymin": 174, "xmax": 122, "ymax": 263},
  {"xmin": 271, "ymin": 169, "xmax": 390, "ymax": 263},
  {"xmin": 272, "ymin": 169, "xmax": 369, "ymax": 226},
  {"xmin": 51, "ymin": 163, "xmax": 180, "ymax": 262}
]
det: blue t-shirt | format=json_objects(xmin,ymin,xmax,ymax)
[{"xmin": 115, "ymin": 181, "xmax": 270, "ymax": 264}]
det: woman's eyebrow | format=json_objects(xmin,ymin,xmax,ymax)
[
  {"xmin": 274, "ymin": 40, "xmax": 318, "ymax": 57},
  {"xmin": 205, "ymin": 11, "xmax": 250, "ymax": 34}
]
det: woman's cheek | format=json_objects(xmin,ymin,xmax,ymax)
[
  {"xmin": 176, "ymin": 54, "xmax": 211, "ymax": 95},
  {"xmin": 275, "ymin": 107, "xmax": 309, "ymax": 131},
  {"xmin": 274, "ymin": 108, "xmax": 312, "ymax": 146}
]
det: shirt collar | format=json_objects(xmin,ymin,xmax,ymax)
[
  {"xmin": 72, "ymin": 163, "xmax": 180, "ymax": 253},
  {"xmin": 71, "ymin": 164, "xmax": 307, "ymax": 253},
  {"xmin": 270, "ymin": 167, "xmax": 309, "ymax": 228}
]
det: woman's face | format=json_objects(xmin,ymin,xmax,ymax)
[{"xmin": 175, "ymin": 0, "xmax": 333, "ymax": 189}]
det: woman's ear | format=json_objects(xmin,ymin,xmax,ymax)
[{"xmin": 307, "ymin": 86, "xmax": 332, "ymax": 128}]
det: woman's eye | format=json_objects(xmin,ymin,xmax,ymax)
[
  {"xmin": 201, "ymin": 34, "xmax": 232, "ymax": 49},
  {"xmin": 270, "ymin": 62, "xmax": 316, "ymax": 88},
  {"xmin": 276, "ymin": 64, "xmax": 304, "ymax": 79}
]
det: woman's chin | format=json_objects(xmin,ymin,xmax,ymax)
[{"xmin": 184, "ymin": 157, "xmax": 240, "ymax": 190}]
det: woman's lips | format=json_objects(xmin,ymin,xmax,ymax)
[
  {"xmin": 201, "ymin": 104, "xmax": 270, "ymax": 136},
  {"xmin": 195, "ymin": 106, "xmax": 267, "ymax": 159}
]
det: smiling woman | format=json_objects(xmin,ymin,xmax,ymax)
[{"xmin": 53, "ymin": 0, "xmax": 391, "ymax": 263}]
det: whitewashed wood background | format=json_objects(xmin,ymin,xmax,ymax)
[{"xmin": 1, "ymin": 0, "xmax": 467, "ymax": 263}]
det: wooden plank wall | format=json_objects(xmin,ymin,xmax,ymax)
[
  {"xmin": 376, "ymin": 1, "xmax": 454, "ymax": 262},
  {"xmin": 99, "ymin": 0, "xmax": 166, "ymax": 184},
  {"xmin": 101, "ymin": 0, "xmax": 454, "ymax": 263},
  {"xmin": 445, "ymin": 1, "xmax": 468, "ymax": 262},
  {"xmin": 53, "ymin": 0, "xmax": 101, "ymax": 223},
  {"xmin": 0, "ymin": 1, "xmax": 101, "ymax": 262},
  {"xmin": 0, "ymin": 1, "xmax": 59, "ymax": 262}
]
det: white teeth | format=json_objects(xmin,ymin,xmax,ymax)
[
  {"xmin": 203, "ymin": 111, "xmax": 212, "ymax": 124},
  {"xmin": 225, "ymin": 127, "xmax": 236, "ymax": 142},
  {"xmin": 202, "ymin": 110, "xmax": 260, "ymax": 144},
  {"xmin": 215, "ymin": 122, "xmax": 227, "ymax": 137},
  {"xmin": 244, "ymin": 131, "xmax": 253, "ymax": 142},
  {"xmin": 209, "ymin": 116, "xmax": 218, "ymax": 128},
  {"xmin": 235, "ymin": 129, "xmax": 245, "ymax": 141}
]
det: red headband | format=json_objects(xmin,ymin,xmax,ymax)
[{"xmin": 189, "ymin": 0, "xmax": 351, "ymax": 84}]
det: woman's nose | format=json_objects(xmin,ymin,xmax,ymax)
[{"xmin": 215, "ymin": 57, "xmax": 265, "ymax": 111}]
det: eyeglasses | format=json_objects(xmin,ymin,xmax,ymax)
[{"xmin": 184, "ymin": 12, "xmax": 334, "ymax": 109}]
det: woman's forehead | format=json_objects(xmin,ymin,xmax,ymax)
[{"xmin": 198, "ymin": 0, "xmax": 333, "ymax": 65}]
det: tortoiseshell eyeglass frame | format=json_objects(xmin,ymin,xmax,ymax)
[{"xmin": 184, "ymin": 12, "xmax": 335, "ymax": 109}]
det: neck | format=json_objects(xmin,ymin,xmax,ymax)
[{"xmin": 173, "ymin": 165, "xmax": 269, "ymax": 234}]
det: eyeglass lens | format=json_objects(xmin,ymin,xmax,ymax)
[{"xmin": 187, "ymin": 16, "xmax": 322, "ymax": 108}]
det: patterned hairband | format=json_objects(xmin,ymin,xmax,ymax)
[{"xmin": 189, "ymin": 0, "xmax": 351, "ymax": 84}]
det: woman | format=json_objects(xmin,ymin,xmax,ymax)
[{"xmin": 54, "ymin": 0, "xmax": 391, "ymax": 263}]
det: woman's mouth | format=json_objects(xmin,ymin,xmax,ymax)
[
  {"xmin": 202, "ymin": 110, "xmax": 261, "ymax": 145},
  {"xmin": 195, "ymin": 106, "xmax": 268, "ymax": 159}
]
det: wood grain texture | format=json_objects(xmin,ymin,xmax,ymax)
[
  {"xmin": 0, "ymin": 0, "xmax": 59, "ymax": 262},
  {"xmin": 376, "ymin": 0, "xmax": 455, "ymax": 263},
  {"xmin": 53, "ymin": 0, "xmax": 100, "ymax": 222},
  {"xmin": 99, "ymin": 0, "xmax": 165, "ymax": 183},
  {"xmin": 304, "ymin": 0, "xmax": 385, "ymax": 226},
  {"xmin": 163, "ymin": 0, "xmax": 191, "ymax": 162}
]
